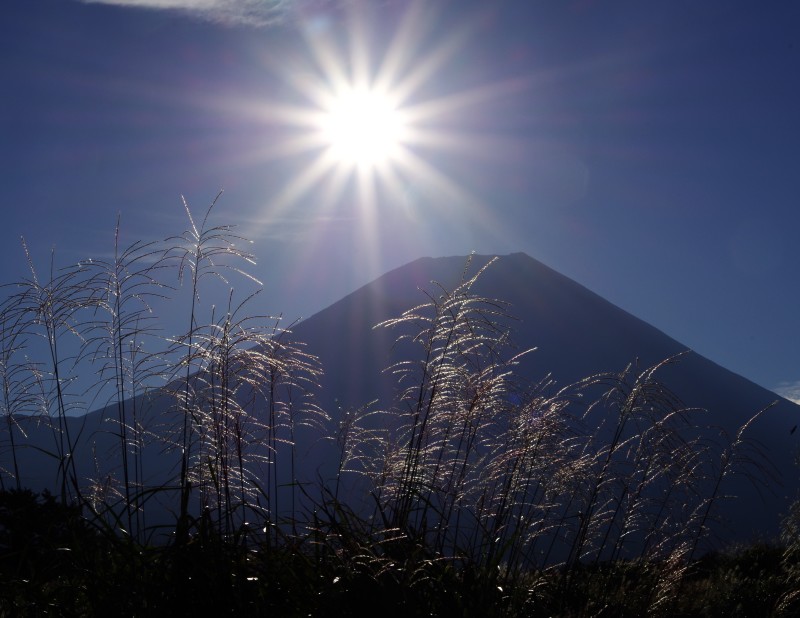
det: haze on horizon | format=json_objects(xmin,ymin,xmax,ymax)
[{"xmin": 1, "ymin": 0, "xmax": 799, "ymax": 401}]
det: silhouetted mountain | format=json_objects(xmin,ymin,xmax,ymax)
[
  {"xmin": 4, "ymin": 253, "xmax": 799, "ymax": 549},
  {"xmin": 289, "ymin": 253, "xmax": 800, "ymax": 542}
]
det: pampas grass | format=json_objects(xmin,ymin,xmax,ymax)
[{"xmin": 0, "ymin": 196, "xmax": 796, "ymax": 616}]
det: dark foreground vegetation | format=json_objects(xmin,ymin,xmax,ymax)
[
  {"xmin": 1, "ymin": 489, "xmax": 799, "ymax": 616},
  {"xmin": 1, "ymin": 196, "xmax": 799, "ymax": 615}
]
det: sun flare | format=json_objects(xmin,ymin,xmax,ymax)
[
  {"xmin": 320, "ymin": 88, "xmax": 406, "ymax": 168},
  {"xmin": 234, "ymin": 0, "xmax": 514, "ymax": 261}
]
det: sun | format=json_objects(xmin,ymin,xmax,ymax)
[
  {"xmin": 231, "ymin": 0, "xmax": 518, "ymax": 259},
  {"xmin": 320, "ymin": 88, "xmax": 406, "ymax": 169}
]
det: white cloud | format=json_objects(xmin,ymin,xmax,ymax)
[
  {"xmin": 775, "ymin": 380, "xmax": 800, "ymax": 405},
  {"xmin": 79, "ymin": 0, "xmax": 310, "ymax": 27}
]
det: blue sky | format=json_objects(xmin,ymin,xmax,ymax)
[{"xmin": 2, "ymin": 0, "xmax": 799, "ymax": 399}]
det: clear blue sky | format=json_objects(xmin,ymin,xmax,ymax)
[{"xmin": 2, "ymin": 0, "xmax": 799, "ymax": 399}]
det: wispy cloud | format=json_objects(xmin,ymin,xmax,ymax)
[
  {"xmin": 775, "ymin": 380, "xmax": 800, "ymax": 405},
  {"xmin": 79, "ymin": 0, "xmax": 323, "ymax": 27}
]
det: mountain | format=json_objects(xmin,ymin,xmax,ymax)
[
  {"xmin": 293, "ymin": 252, "xmax": 744, "ymax": 412},
  {"xmin": 284, "ymin": 252, "xmax": 800, "ymax": 543},
  {"xmin": 3, "ymin": 252, "xmax": 799, "ymax": 554}
]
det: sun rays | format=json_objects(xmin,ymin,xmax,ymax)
[{"xmin": 223, "ymin": 1, "xmax": 522, "ymax": 276}]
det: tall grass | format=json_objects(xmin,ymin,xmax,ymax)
[
  {"xmin": 80, "ymin": 216, "xmax": 169, "ymax": 541},
  {"xmin": 0, "ymin": 200, "xmax": 793, "ymax": 615}
]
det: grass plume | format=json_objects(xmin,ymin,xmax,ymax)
[{"xmin": 0, "ymin": 199, "xmax": 795, "ymax": 615}]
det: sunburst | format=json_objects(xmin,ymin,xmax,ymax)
[{"xmin": 226, "ymin": 1, "xmax": 525, "ymax": 270}]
